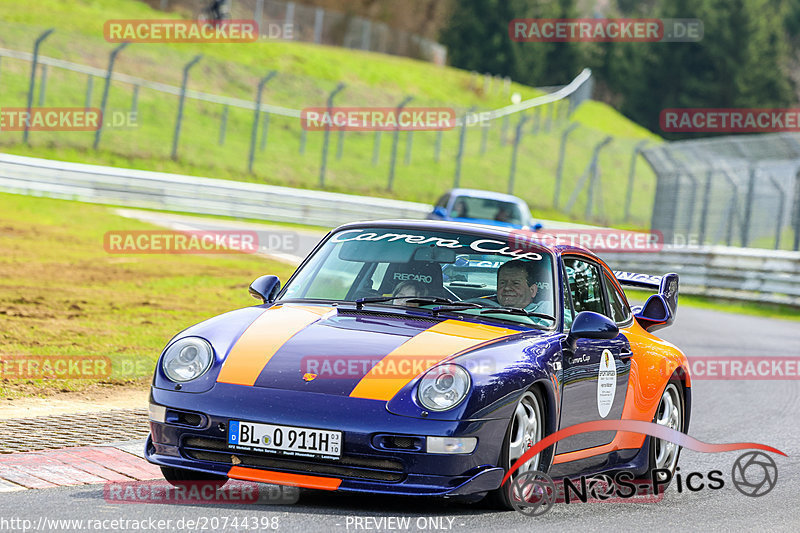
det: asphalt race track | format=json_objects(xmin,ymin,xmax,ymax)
[{"xmin": 1, "ymin": 214, "xmax": 798, "ymax": 532}]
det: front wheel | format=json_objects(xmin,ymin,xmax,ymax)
[
  {"xmin": 487, "ymin": 387, "xmax": 550, "ymax": 509},
  {"xmin": 161, "ymin": 466, "xmax": 227, "ymax": 487},
  {"xmin": 647, "ymin": 380, "xmax": 684, "ymax": 487}
]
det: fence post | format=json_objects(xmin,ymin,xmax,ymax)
[
  {"xmin": 585, "ymin": 136, "xmax": 613, "ymax": 219},
  {"xmin": 361, "ymin": 20, "xmax": 371, "ymax": 50},
  {"xmin": 93, "ymin": 40, "xmax": 128, "ymax": 150},
  {"xmin": 404, "ymin": 131, "xmax": 413, "ymax": 165},
  {"xmin": 741, "ymin": 166, "xmax": 757, "ymax": 247},
  {"xmin": 793, "ymin": 169, "xmax": 800, "ymax": 251},
  {"xmin": 768, "ymin": 176, "xmax": 786, "ymax": 250},
  {"xmin": 171, "ymin": 54, "xmax": 202, "ymax": 160},
  {"xmin": 24, "ymin": 28, "xmax": 54, "ymax": 144},
  {"xmin": 508, "ymin": 113, "xmax": 529, "ymax": 194},
  {"xmin": 218, "ymin": 105, "xmax": 228, "ymax": 146},
  {"xmin": 131, "ymin": 84, "xmax": 139, "ymax": 114},
  {"xmin": 623, "ymin": 140, "xmax": 648, "ymax": 221},
  {"xmin": 553, "ymin": 122, "xmax": 579, "ymax": 209},
  {"xmin": 434, "ymin": 130, "xmax": 443, "ymax": 163},
  {"xmin": 531, "ymin": 105, "xmax": 540, "ymax": 134},
  {"xmin": 84, "ymin": 75, "xmax": 93, "ymax": 108},
  {"xmin": 336, "ymin": 129, "xmax": 345, "ymax": 160},
  {"xmin": 254, "ymin": 0, "xmax": 264, "ymax": 37},
  {"xmin": 37, "ymin": 64, "xmax": 48, "ymax": 106},
  {"xmin": 319, "ymin": 82, "xmax": 345, "ymax": 187},
  {"xmin": 372, "ymin": 131, "xmax": 381, "ymax": 165},
  {"xmin": 313, "ymin": 8, "xmax": 324, "ymax": 43},
  {"xmin": 260, "ymin": 112, "xmax": 270, "ymax": 151},
  {"xmin": 387, "ymin": 95, "xmax": 412, "ymax": 191},
  {"xmin": 453, "ymin": 107, "xmax": 474, "ymax": 188},
  {"xmin": 299, "ymin": 128, "xmax": 306, "ymax": 154},
  {"xmin": 248, "ymin": 71, "xmax": 277, "ymax": 173},
  {"xmin": 698, "ymin": 170, "xmax": 712, "ymax": 245},
  {"xmin": 479, "ymin": 120, "xmax": 489, "ymax": 155}
]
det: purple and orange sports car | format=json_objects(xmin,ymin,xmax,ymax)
[{"xmin": 146, "ymin": 220, "xmax": 689, "ymax": 508}]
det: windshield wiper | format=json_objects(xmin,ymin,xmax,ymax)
[
  {"xmin": 354, "ymin": 296, "xmax": 457, "ymax": 309},
  {"xmin": 478, "ymin": 307, "xmax": 556, "ymax": 322}
]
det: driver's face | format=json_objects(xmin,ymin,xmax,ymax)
[{"xmin": 497, "ymin": 267, "xmax": 537, "ymax": 308}]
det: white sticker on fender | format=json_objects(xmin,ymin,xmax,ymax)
[{"xmin": 597, "ymin": 349, "xmax": 616, "ymax": 418}]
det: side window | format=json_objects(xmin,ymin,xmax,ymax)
[
  {"xmin": 562, "ymin": 267, "xmax": 575, "ymax": 330},
  {"xmin": 563, "ymin": 258, "xmax": 605, "ymax": 315},
  {"xmin": 604, "ymin": 274, "xmax": 632, "ymax": 324},
  {"xmin": 435, "ymin": 194, "xmax": 450, "ymax": 209}
]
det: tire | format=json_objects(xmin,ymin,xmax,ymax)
[
  {"xmin": 161, "ymin": 466, "xmax": 227, "ymax": 487},
  {"xmin": 647, "ymin": 379, "xmax": 684, "ymax": 490},
  {"xmin": 486, "ymin": 387, "xmax": 550, "ymax": 509}
]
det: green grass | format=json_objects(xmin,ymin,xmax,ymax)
[
  {"xmin": 0, "ymin": 192, "xmax": 297, "ymax": 397},
  {"xmin": 624, "ymin": 289, "xmax": 800, "ymax": 321},
  {"xmin": 0, "ymin": 0, "xmax": 660, "ymax": 228}
]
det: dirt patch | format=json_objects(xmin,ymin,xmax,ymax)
[{"xmin": 0, "ymin": 381, "xmax": 149, "ymax": 419}]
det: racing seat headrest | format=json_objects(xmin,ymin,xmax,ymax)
[{"xmin": 380, "ymin": 261, "xmax": 446, "ymax": 298}]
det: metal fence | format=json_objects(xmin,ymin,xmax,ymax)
[
  {"xmin": 3, "ymin": 152, "xmax": 799, "ymax": 307},
  {"xmin": 154, "ymin": 0, "xmax": 447, "ymax": 64},
  {"xmin": 644, "ymin": 133, "xmax": 800, "ymax": 251},
  {"xmin": 0, "ymin": 28, "xmax": 646, "ymax": 226}
]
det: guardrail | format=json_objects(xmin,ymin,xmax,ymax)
[
  {"xmin": 1, "ymin": 153, "xmax": 798, "ymax": 307},
  {"xmin": 603, "ymin": 247, "xmax": 800, "ymax": 307},
  {"xmin": 0, "ymin": 153, "xmax": 429, "ymax": 227}
]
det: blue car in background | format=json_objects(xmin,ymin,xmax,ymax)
[{"xmin": 427, "ymin": 188, "xmax": 542, "ymax": 230}]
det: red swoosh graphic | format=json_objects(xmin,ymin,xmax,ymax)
[{"xmin": 501, "ymin": 420, "xmax": 786, "ymax": 486}]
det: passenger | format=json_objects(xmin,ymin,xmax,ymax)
[{"xmin": 392, "ymin": 280, "xmax": 429, "ymax": 305}]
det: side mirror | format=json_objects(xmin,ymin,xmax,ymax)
[
  {"xmin": 432, "ymin": 206, "xmax": 447, "ymax": 218},
  {"xmin": 566, "ymin": 311, "xmax": 619, "ymax": 350},
  {"xmin": 249, "ymin": 275, "xmax": 281, "ymax": 304},
  {"xmin": 532, "ymin": 223, "xmax": 543, "ymax": 231}
]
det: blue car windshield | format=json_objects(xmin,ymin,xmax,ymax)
[
  {"xmin": 280, "ymin": 227, "xmax": 555, "ymax": 327},
  {"xmin": 450, "ymin": 196, "xmax": 526, "ymax": 226}
]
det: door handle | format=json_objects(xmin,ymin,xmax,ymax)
[{"xmin": 620, "ymin": 350, "xmax": 633, "ymax": 362}]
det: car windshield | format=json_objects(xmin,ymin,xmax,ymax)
[
  {"xmin": 450, "ymin": 196, "xmax": 526, "ymax": 226},
  {"xmin": 280, "ymin": 227, "xmax": 555, "ymax": 327}
]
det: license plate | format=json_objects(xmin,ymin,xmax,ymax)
[{"xmin": 227, "ymin": 420, "xmax": 342, "ymax": 459}]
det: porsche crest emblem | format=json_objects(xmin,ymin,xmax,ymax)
[{"xmin": 302, "ymin": 372, "xmax": 318, "ymax": 382}]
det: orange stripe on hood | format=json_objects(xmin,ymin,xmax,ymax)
[
  {"xmin": 349, "ymin": 320, "xmax": 519, "ymax": 401},
  {"xmin": 217, "ymin": 304, "xmax": 334, "ymax": 386}
]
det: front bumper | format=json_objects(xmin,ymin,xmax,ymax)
[{"xmin": 146, "ymin": 383, "xmax": 508, "ymax": 497}]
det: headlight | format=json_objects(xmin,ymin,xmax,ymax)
[
  {"xmin": 417, "ymin": 364, "xmax": 471, "ymax": 411},
  {"xmin": 162, "ymin": 337, "xmax": 214, "ymax": 382}
]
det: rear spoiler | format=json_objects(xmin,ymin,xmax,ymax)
[{"xmin": 613, "ymin": 271, "xmax": 679, "ymax": 332}]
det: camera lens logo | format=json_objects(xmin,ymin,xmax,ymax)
[
  {"xmin": 509, "ymin": 471, "xmax": 557, "ymax": 516},
  {"xmin": 731, "ymin": 451, "xmax": 778, "ymax": 497}
]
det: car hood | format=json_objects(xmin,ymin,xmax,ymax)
[{"xmin": 213, "ymin": 303, "xmax": 527, "ymax": 399}]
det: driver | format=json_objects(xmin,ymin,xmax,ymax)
[{"xmin": 495, "ymin": 260, "xmax": 551, "ymax": 314}]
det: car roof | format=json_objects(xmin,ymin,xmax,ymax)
[
  {"xmin": 446, "ymin": 188, "xmax": 529, "ymax": 206},
  {"xmin": 331, "ymin": 219, "xmax": 599, "ymax": 259}
]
